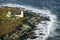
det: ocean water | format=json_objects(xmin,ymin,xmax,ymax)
[{"xmin": 0, "ymin": 0, "xmax": 60, "ymax": 40}]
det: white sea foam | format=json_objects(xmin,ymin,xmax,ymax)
[{"xmin": 0, "ymin": 3, "xmax": 57, "ymax": 40}]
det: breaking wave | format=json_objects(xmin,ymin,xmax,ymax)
[{"xmin": 0, "ymin": 3, "xmax": 57, "ymax": 40}]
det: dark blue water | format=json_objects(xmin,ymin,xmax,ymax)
[{"xmin": 0, "ymin": 0, "xmax": 60, "ymax": 40}]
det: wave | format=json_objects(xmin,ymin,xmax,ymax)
[{"xmin": 0, "ymin": 3, "xmax": 57, "ymax": 40}]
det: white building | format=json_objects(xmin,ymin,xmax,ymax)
[{"xmin": 7, "ymin": 10, "xmax": 24, "ymax": 18}]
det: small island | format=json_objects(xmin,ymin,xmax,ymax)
[{"xmin": 0, "ymin": 6, "xmax": 50, "ymax": 40}]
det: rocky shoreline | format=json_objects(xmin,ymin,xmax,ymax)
[{"xmin": 0, "ymin": 6, "xmax": 51, "ymax": 40}]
